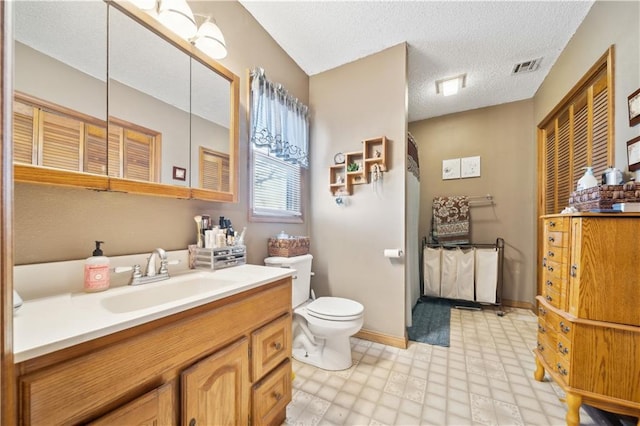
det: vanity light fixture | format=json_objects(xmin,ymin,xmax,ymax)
[
  {"xmin": 157, "ymin": 0, "xmax": 198, "ymax": 39},
  {"xmin": 436, "ymin": 73, "xmax": 467, "ymax": 96},
  {"xmin": 134, "ymin": 0, "xmax": 228, "ymax": 60},
  {"xmin": 191, "ymin": 17, "xmax": 227, "ymax": 59}
]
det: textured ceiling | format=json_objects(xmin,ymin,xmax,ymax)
[{"xmin": 238, "ymin": 0, "xmax": 594, "ymax": 122}]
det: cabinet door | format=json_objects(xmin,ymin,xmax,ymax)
[
  {"xmin": 182, "ymin": 338, "xmax": 249, "ymax": 426},
  {"xmin": 88, "ymin": 382, "xmax": 175, "ymax": 426}
]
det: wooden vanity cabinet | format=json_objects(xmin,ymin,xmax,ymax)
[
  {"xmin": 534, "ymin": 214, "xmax": 640, "ymax": 426},
  {"xmin": 16, "ymin": 278, "xmax": 292, "ymax": 426}
]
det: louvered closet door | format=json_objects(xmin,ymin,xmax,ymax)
[
  {"xmin": 39, "ymin": 110, "xmax": 83, "ymax": 171},
  {"xmin": 13, "ymin": 100, "xmax": 36, "ymax": 164},
  {"xmin": 84, "ymin": 124, "xmax": 108, "ymax": 175},
  {"xmin": 591, "ymin": 74, "xmax": 609, "ymax": 177},
  {"xmin": 200, "ymin": 148, "xmax": 230, "ymax": 192},
  {"xmin": 539, "ymin": 50, "xmax": 612, "ymax": 216},
  {"xmin": 544, "ymin": 126, "xmax": 557, "ymax": 215},
  {"xmin": 123, "ymin": 129, "xmax": 154, "ymax": 182}
]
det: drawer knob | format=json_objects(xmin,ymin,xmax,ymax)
[
  {"xmin": 558, "ymin": 342, "xmax": 569, "ymax": 355},
  {"xmin": 556, "ymin": 363, "xmax": 568, "ymax": 376},
  {"xmin": 546, "ymin": 280, "xmax": 553, "ymax": 287},
  {"xmin": 273, "ymin": 392, "xmax": 283, "ymax": 401},
  {"xmin": 189, "ymin": 418, "xmax": 196, "ymax": 426},
  {"xmin": 548, "ymin": 236, "xmax": 555, "ymax": 243},
  {"xmin": 570, "ymin": 264, "xmax": 577, "ymax": 278},
  {"xmin": 549, "ymin": 221, "xmax": 556, "ymax": 228},
  {"xmin": 547, "ymin": 266, "xmax": 554, "ymax": 272},
  {"xmin": 547, "ymin": 251, "xmax": 554, "ymax": 257},
  {"xmin": 559, "ymin": 321, "xmax": 571, "ymax": 333},
  {"xmin": 538, "ymin": 325, "xmax": 546, "ymax": 333},
  {"xmin": 538, "ymin": 307, "xmax": 547, "ymax": 316},
  {"xmin": 545, "ymin": 295, "xmax": 553, "ymax": 302},
  {"xmin": 273, "ymin": 342, "xmax": 282, "ymax": 350}
]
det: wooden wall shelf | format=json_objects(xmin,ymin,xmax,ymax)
[{"xmin": 329, "ymin": 136, "xmax": 387, "ymax": 195}]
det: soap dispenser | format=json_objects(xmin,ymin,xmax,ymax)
[
  {"xmin": 84, "ymin": 241, "xmax": 110, "ymax": 293},
  {"xmin": 577, "ymin": 167, "xmax": 598, "ymax": 191}
]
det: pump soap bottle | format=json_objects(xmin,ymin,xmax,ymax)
[{"xmin": 84, "ymin": 241, "xmax": 110, "ymax": 292}]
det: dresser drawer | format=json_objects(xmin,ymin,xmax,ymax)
[
  {"xmin": 545, "ymin": 231, "xmax": 567, "ymax": 248},
  {"xmin": 554, "ymin": 357, "xmax": 570, "ymax": 384},
  {"xmin": 537, "ymin": 318, "xmax": 556, "ymax": 368},
  {"xmin": 544, "ymin": 217, "xmax": 569, "ymax": 232},
  {"xmin": 556, "ymin": 334, "xmax": 572, "ymax": 363},
  {"xmin": 251, "ymin": 313, "xmax": 291, "ymax": 382},
  {"xmin": 252, "ymin": 360, "xmax": 291, "ymax": 426},
  {"xmin": 541, "ymin": 285, "xmax": 560, "ymax": 308}
]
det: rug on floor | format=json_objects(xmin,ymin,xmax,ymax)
[{"xmin": 407, "ymin": 297, "xmax": 451, "ymax": 347}]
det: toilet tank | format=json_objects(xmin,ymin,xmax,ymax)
[{"xmin": 264, "ymin": 254, "xmax": 313, "ymax": 308}]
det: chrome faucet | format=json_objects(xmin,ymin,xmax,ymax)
[
  {"xmin": 145, "ymin": 248, "xmax": 168, "ymax": 277},
  {"xmin": 115, "ymin": 248, "xmax": 177, "ymax": 286}
]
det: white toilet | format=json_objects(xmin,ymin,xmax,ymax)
[{"xmin": 264, "ymin": 254, "xmax": 364, "ymax": 371}]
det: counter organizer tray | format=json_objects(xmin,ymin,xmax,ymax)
[{"xmin": 193, "ymin": 246, "xmax": 246, "ymax": 270}]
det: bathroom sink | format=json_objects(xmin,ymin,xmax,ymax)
[{"xmin": 100, "ymin": 274, "xmax": 238, "ymax": 314}]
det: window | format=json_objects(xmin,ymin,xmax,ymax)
[
  {"xmin": 249, "ymin": 68, "xmax": 308, "ymax": 222},
  {"xmin": 538, "ymin": 47, "xmax": 614, "ymax": 215}
]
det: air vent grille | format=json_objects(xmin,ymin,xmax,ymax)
[{"xmin": 512, "ymin": 58, "xmax": 542, "ymax": 74}]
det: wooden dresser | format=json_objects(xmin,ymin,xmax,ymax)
[{"xmin": 534, "ymin": 214, "xmax": 640, "ymax": 426}]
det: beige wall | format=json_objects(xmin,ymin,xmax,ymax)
[
  {"xmin": 534, "ymin": 0, "xmax": 640, "ymax": 171},
  {"xmin": 309, "ymin": 44, "xmax": 408, "ymax": 339},
  {"xmin": 409, "ymin": 100, "xmax": 537, "ymax": 304},
  {"xmin": 14, "ymin": 1, "xmax": 310, "ymax": 265}
]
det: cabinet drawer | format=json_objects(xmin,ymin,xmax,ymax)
[
  {"xmin": 537, "ymin": 319, "xmax": 556, "ymax": 368},
  {"xmin": 541, "ymin": 285, "xmax": 560, "ymax": 308},
  {"xmin": 546, "ymin": 231, "xmax": 566, "ymax": 248},
  {"xmin": 556, "ymin": 334, "xmax": 572, "ymax": 363},
  {"xmin": 543, "ymin": 246, "xmax": 566, "ymax": 265},
  {"xmin": 252, "ymin": 360, "xmax": 291, "ymax": 426},
  {"xmin": 545, "ymin": 217, "xmax": 568, "ymax": 232},
  {"xmin": 554, "ymin": 357, "xmax": 570, "ymax": 384},
  {"xmin": 251, "ymin": 313, "xmax": 291, "ymax": 382},
  {"xmin": 543, "ymin": 258, "xmax": 565, "ymax": 279}
]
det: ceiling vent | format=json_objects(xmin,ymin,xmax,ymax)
[{"xmin": 512, "ymin": 58, "xmax": 542, "ymax": 74}]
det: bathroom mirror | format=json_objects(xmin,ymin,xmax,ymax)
[
  {"xmin": 13, "ymin": 0, "xmax": 109, "ymax": 188},
  {"xmin": 12, "ymin": 0, "xmax": 239, "ymax": 202}
]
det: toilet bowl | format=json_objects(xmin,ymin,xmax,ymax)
[{"xmin": 264, "ymin": 254, "xmax": 364, "ymax": 371}]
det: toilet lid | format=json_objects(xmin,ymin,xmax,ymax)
[{"xmin": 306, "ymin": 297, "xmax": 364, "ymax": 321}]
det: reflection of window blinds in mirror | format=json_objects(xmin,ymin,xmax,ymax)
[
  {"xmin": 200, "ymin": 147, "xmax": 230, "ymax": 192},
  {"xmin": 40, "ymin": 110, "xmax": 83, "ymax": 171}
]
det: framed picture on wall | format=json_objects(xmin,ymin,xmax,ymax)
[
  {"xmin": 442, "ymin": 158, "xmax": 460, "ymax": 180},
  {"xmin": 628, "ymin": 88, "xmax": 640, "ymax": 127},
  {"xmin": 628, "ymin": 135, "xmax": 640, "ymax": 172}
]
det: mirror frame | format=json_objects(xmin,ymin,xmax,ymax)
[{"xmin": 14, "ymin": 0, "xmax": 239, "ymax": 203}]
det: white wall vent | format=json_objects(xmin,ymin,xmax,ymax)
[{"xmin": 512, "ymin": 57, "xmax": 542, "ymax": 74}]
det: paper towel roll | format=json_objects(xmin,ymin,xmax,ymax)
[{"xmin": 384, "ymin": 249, "xmax": 403, "ymax": 258}]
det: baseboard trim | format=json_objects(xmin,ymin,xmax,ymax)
[
  {"xmin": 355, "ymin": 329, "xmax": 407, "ymax": 349},
  {"xmin": 502, "ymin": 298, "xmax": 535, "ymax": 312}
]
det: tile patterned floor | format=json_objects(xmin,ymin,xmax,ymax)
[{"xmin": 285, "ymin": 306, "xmax": 598, "ymax": 426}]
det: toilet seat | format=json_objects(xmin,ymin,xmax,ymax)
[{"xmin": 306, "ymin": 297, "xmax": 364, "ymax": 321}]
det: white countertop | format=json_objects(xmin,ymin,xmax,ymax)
[{"xmin": 14, "ymin": 264, "xmax": 293, "ymax": 363}]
